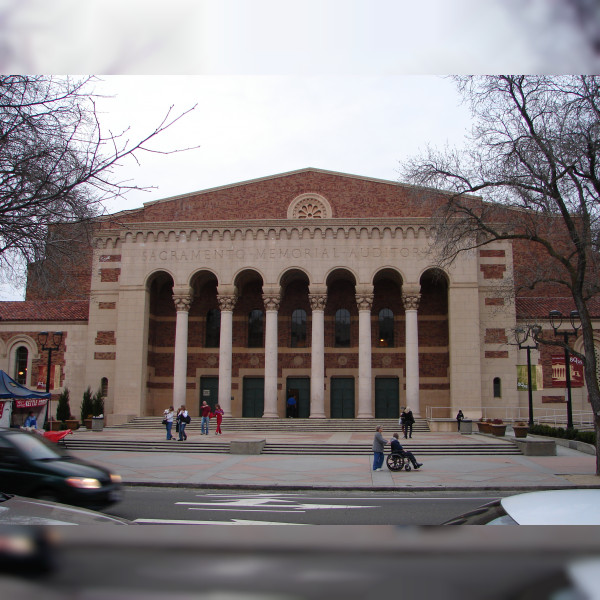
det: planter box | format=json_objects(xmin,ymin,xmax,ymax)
[
  {"xmin": 83, "ymin": 418, "xmax": 93, "ymax": 430},
  {"xmin": 48, "ymin": 420, "xmax": 62, "ymax": 431},
  {"xmin": 476, "ymin": 422, "xmax": 492, "ymax": 434},
  {"xmin": 513, "ymin": 426, "xmax": 529, "ymax": 438},
  {"xmin": 490, "ymin": 424, "xmax": 507, "ymax": 437},
  {"xmin": 65, "ymin": 419, "xmax": 80, "ymax": 431}
]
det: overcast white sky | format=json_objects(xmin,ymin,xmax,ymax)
[
  {"xmin": 1, "ymin": 0, "xmax": 598, "ymax": 299},
  {"xmin": 94, "ymin": 75, "xmax": 471, "ymax": 214}
]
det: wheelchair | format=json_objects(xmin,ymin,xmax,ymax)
[{"xmin": 386, "ymin": 452, "xmax": 412, "ymax": 472}]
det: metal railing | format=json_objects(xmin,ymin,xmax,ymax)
[{"xmin": 425, "ymin": 405, "xmax": 595, "ymax": 428}]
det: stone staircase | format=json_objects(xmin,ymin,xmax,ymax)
[
  {"xmin": 63, "ymin": 438, "xmax": 521, "ymax": 456},
  {"xmin": 110, "ymin": 417, "xmax": 430, "ymax": 433},
  {"xmin": 63, "ymin": 417, "xmax": 522, "ymax": 456}
]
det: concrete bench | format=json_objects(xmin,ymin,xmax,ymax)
[
  {"xmin": 513, "ymin": 438, "xmax": 556, "ymax": 456},
  {"xmin": 229, "ymin": 439, "xmax": 266, "ymax": 455}
]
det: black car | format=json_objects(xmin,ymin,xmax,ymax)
[{"xmin": 0, "ymin": 429, "xmax": 123, "ymax": 509}]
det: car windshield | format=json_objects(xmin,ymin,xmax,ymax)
[{"xmin": 7, "ymin": 433, "xmax": 64, "ymax": 461}]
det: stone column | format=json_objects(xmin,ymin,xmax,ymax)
[
  {"xmin": 309, "ymin": 292, "xmax": 327, "ymax": 418},
  {"xmin": 172, "ymin": 291, "xmax": 192, "ymax": 409},
  {"xmin": 217, "ymin": 293, "xmax": 237, "ymax": 417},
  {"xmin": 262, "ymin": 292, "xmax": 281, "ymax": 418},
  {"xmin": 403, "ymin": 286, "xmax": 421, "ymax": 417},
  {"xmin": 356, "ymin": 290, "xmax": 374, "ymax": 418}
]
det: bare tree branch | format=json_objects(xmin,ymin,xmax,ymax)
[{"xmin": 401, "ymin": 75, "xmax": 600, "ymax": 473}]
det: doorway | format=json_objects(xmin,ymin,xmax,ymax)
[
  {"xmin": 286, "ymin": 377, "xmax": 310, "ymax": 418},
  {"xmin": 375, "ymin": 377, "xmax": 399, "ymax": 418},
  {"xmin": 200, "ymin": 376, "xmax": 218, "ymax": 412},
  {"xmin": 330, "ymin": 377, "xmax": 355, "ymax": 418},
  {"xmin": 242, "ymin": 378, "xmax": 264, "ymax": 417}
]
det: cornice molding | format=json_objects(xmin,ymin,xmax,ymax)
[{"xmin": 95, "ymin": 218, "xmax": 436, "ymax": 248}]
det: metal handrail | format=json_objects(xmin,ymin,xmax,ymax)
[{"xmin": 425, "ymin": 405, "xmax": 594, "ymax": 427}]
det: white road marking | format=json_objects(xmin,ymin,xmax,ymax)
[
  {"xmin": 178, "ymin": 498, "xmax": 376, "ymax": 510},
  {"xmin": 134, "ymin": 518, "xmax": 303, "ymax": 525}
]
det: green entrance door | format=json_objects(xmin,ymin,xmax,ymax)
[
  {"xmin": 375, "ymin": 377, "xmax": 399, "ymax": 418},
  {"xmin": 242, "ymin": 378, "xmax": 264, "ymax": 417},
  {"xmin": 286, "ymin": 377, "xmax": 310, "ymax": 418},
  {"xmin": 330, "ymin": 377, "xmax": 355, "ymax": 418},
  {"xmin": 200, "ymin": 376, "xmax": 218, "ymax": 412}
]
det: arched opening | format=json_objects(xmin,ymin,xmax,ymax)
[
  {"xmin": 14, "ymin": 346, "xmax": 28, "ymax": 385},
  {"xmin": 419, "ymin": 268, "xmax": 450, "ymax": 414},
  {"xmin": 146, "ymin": 271, "xmax": 175, "ymax": 415},
  {"xmin": 493, "ymin": 377, "xmax": 502, "ymax": 398}
]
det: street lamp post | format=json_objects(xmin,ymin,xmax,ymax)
[
  {"xmin": 549, "ymin": 310, "xmax": 581, "ymax": 431},
  {"xmin": 38, "ymin": 331, "xmax": 63, "ymax": 426},
  {"xmin": 514, "ymin": 324, "xmax": 542, "ymax": 427}
]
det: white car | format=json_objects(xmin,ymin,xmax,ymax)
[{"xmin": 443, "ymin": 489, "xmax": 600, "ymax": 525}]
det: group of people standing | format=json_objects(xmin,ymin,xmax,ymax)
[{"xmin": 163, "ymin": 402, "xmax": 224, "ymax": 441}]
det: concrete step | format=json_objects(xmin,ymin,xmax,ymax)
[
  {"xmin": 63, "ymin": 439, "xmax": 521, "ymax": 456},
  {"xmin": 111, "ymin": 417, "xmax": 430, "ymax": 433}
]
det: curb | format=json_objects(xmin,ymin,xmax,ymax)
[{"xmin": 121, "ymin": 481, "xmax": 600, "ymax": 492}]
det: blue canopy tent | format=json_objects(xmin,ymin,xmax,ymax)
[{"xmin": 0, "ymin": 370, "xmax": 51, "ymax": 428}]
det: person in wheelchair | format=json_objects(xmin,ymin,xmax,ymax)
[{"xmin": 388, "ymin": 432, "xmax": 423, "ymax": 471}]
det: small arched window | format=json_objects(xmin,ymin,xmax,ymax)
[
  {"xmin": 493, "ymin": 377, "xmax": 502, "ymax": 398},
  {"xmin": 205, "ymin": 309, "xmax": 221, "ymax": 348},
  {"xmin": 378, "ymin": 308, "xmax": 394, "ymax": 347},
  {"xmin": 248, "ymin": 309, "xmax": 264, "ymax": 348},
  {"xmin": 101, "ymin": 377, "xmax": 108, "ymax": 397},
  {"xmin": 15, "ymin": 346, "xmax": 28, "ymax": 385},
  {"xmin": 291, "ymin": 309, "xmax": 307, "ymax": 348},
  {"xmin": 335, "ymin": 309, "xmax": 351, "ymax": 348}
]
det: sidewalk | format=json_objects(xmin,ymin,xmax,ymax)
[{"xmin": 65, "ymin": 426, "xmax": 600, "ymax": 491}]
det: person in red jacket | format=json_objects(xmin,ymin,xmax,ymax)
[
  {"xmin": 214, "ymin": 404, "xmax": 224, "ymax": 435},
  {"xmin": 200, "ymin": 401, "xmax": 211, "ymax": 435}
]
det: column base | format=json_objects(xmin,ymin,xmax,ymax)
[
  {"xmin": 357, "ymin": 412, "xmax": 374, "ymax": 419},
  {"xmin": 261, "ymin": 413, "xmax": 280, "ymax": 418},
  {"xmin": 309, "ymin": 413, "xmax": 327, "ymax": 419}
]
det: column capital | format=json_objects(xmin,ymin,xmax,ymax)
[
  {"xmin": 355, "ymin": 293, "xmax": 374, "ymax": 312},
  {"xmin": 402, "ymin": 287, "xmax": 421, "ymax": 311},
  {"xmin": 172, "ymin": 294, "xmax": 192, "ymax": 312},
  {"xmin": 309, "ymin": 293, "xmax": 327, "ymax": 311},
  {"xmin": 217, "ymin": 294, "xmax": 238, "ymax": 311},
  {"xmin": 262, "ymin": 294, "xmax": 281, "ymax": 312}
]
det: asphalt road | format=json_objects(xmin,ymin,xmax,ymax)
[{"xmin": 105, "ymin": 486, "xmax": 505, "ymax": 525}]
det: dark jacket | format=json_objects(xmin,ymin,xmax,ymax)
[{"xmin": 390, "ymin": 438, "xmax": 404, "ymax": 454}]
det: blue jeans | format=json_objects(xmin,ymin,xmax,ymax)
[
  {"xmin": 166, "ymin": 421, "xmax": 173, "ymax": 440},
  {"xmin": 201, "ymin": 416, "xmax": 209, "ymax": 434},
  {"xmin": 178, "ymin": 422, "xmax": 187, "ymax": 440},
  {"xmin": 373, "ymin": 452, "xmax": 384, "ymax": 470}
]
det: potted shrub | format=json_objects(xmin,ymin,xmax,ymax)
[
  {"xmin": 513, "ymin": 422, "xmax": 529, "ymax": 438},
  {"xmin": 56, "ymin": 387, "xmax": 79, "ymax": 429},
  {"xmin": 476, "ymin": 419, "xmax": 492, "ymax": 434},
  {"xmin": 81, "ymin": 387, "xmax": 94, "ymax": 429},
  {"xmin": 490, "ymin": 418, "xmax": 507, "ymax": 436}
]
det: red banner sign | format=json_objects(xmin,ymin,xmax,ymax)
[
  {"xmin": 14, "ymin": 398, "xmax": 48, "ymax": 409},
  {"xmin": 551, "ymin": 354, "xmax": 584, "ymax": 388},
  {"xmin": 37, "ymin": 365, "xmax": 55, "ymax": 391},
  {"xmin": 0, "ymin": 401, "xmax": 4, "ymax": 418}
]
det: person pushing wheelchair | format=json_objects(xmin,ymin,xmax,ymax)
[{"xmin": 390, "ymin": 432, "xmax": 423, "ymax": 470}]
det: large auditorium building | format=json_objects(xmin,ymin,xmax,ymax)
[{"xmin": 0, "ymin": 168, "xmax": 597, "ymax": 426}]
